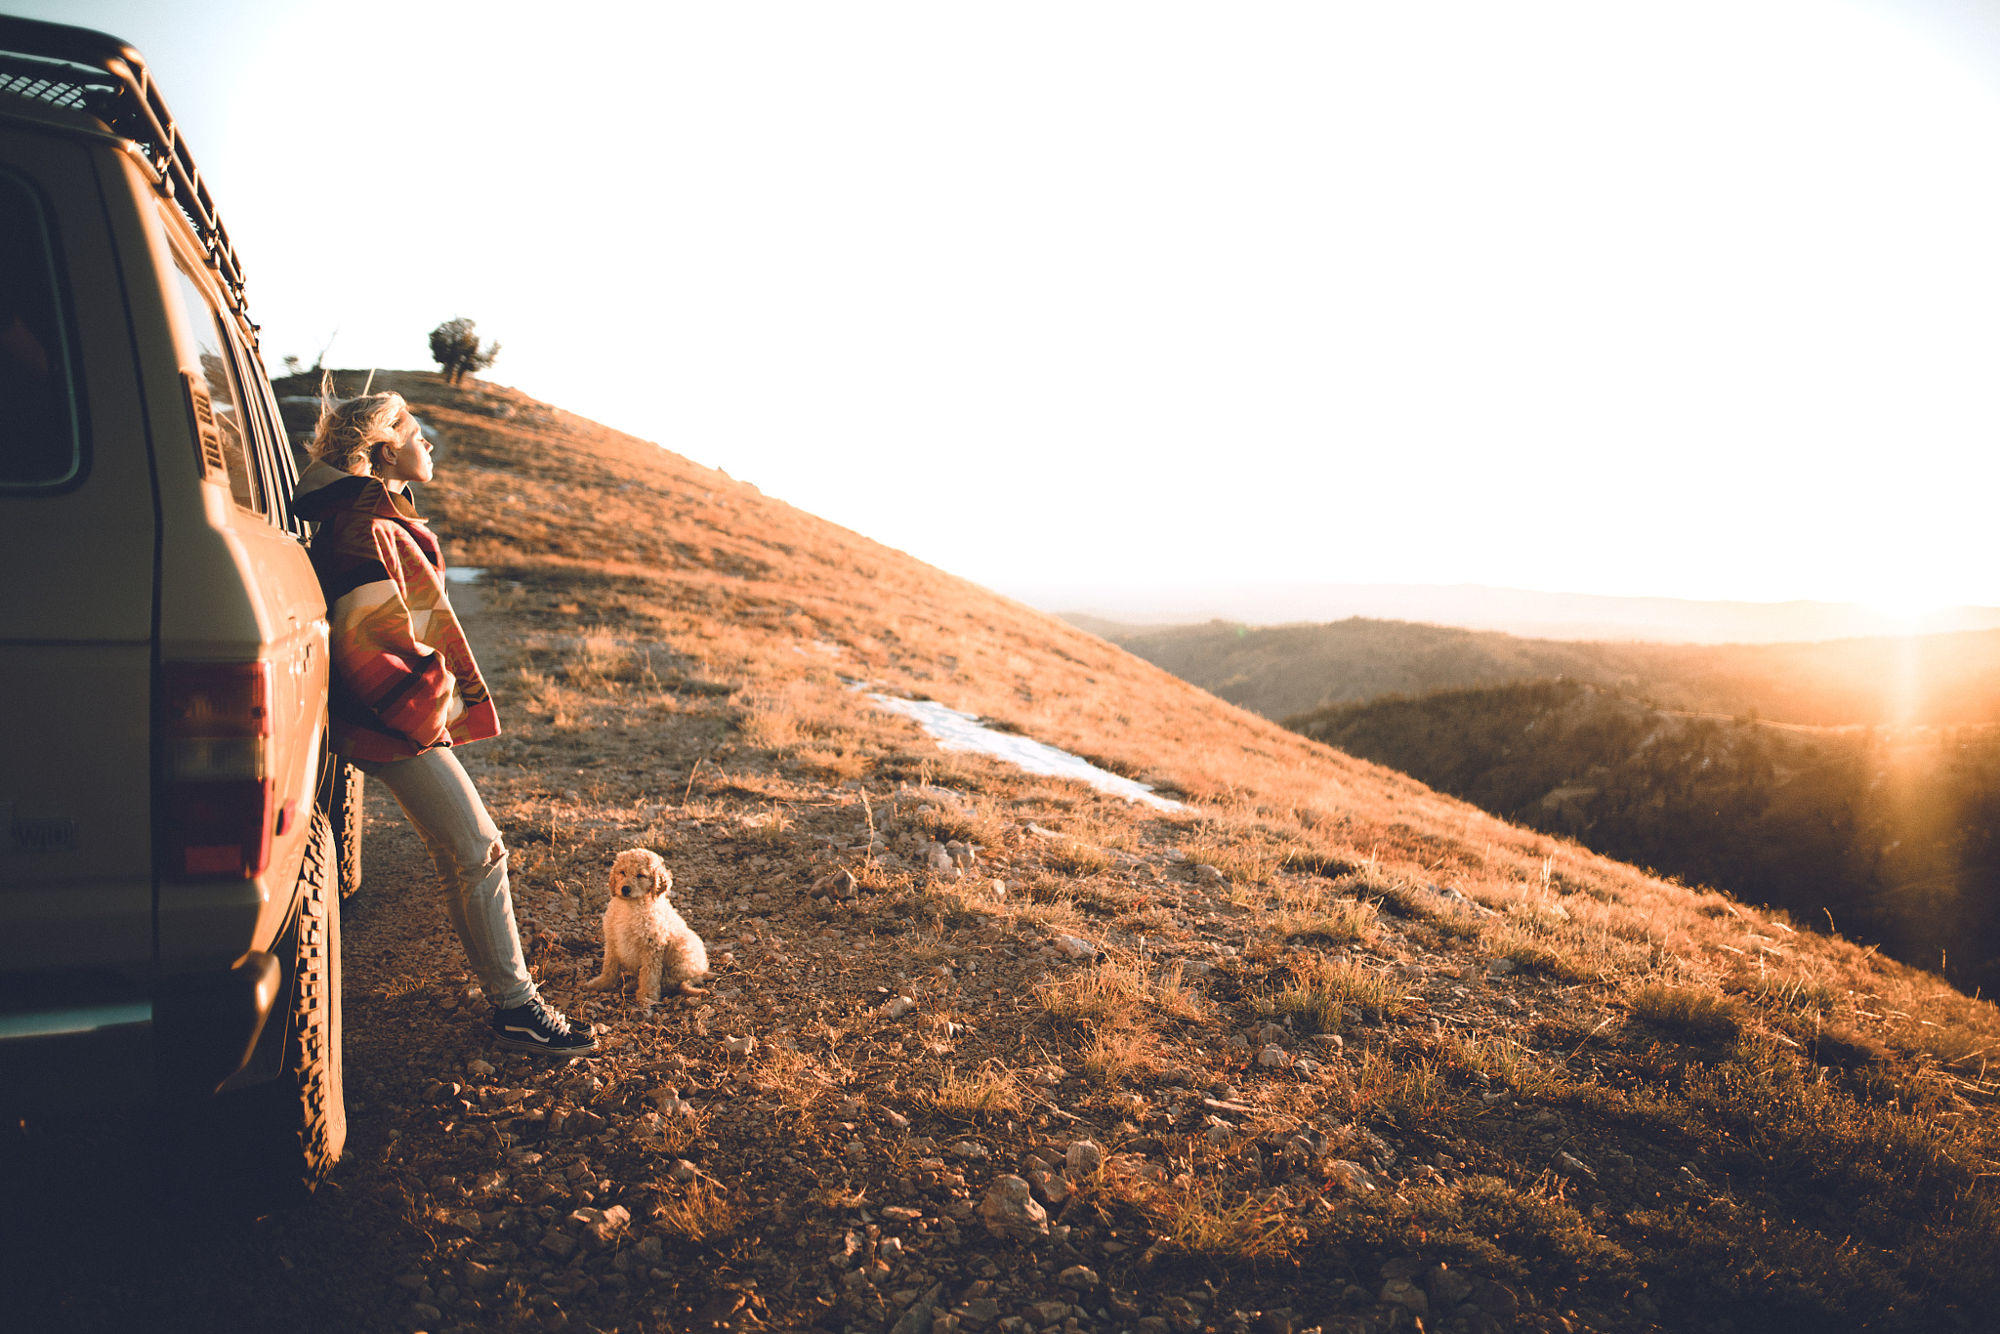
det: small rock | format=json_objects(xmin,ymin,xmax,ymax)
[
  {"xmin": 1325, "ymin": 1160, "xmax": 1383, "ymax": 1194},
  {"xmin": 1293, "ymin": 1058, "xmax": 1324, "ymax": 1077},
  {"xmin": 988, "ymin": 879, "xmax": 1008, "ymax": 901},
  {"xmin": 462, "ymin": 1259, "xmax": 504, "ymax": 1293},
  {"xmin": 955, "ymin": 1296, "xmax": 1002, "ymax": 1325},
  {"xmin": 1379, "ymin": 1278, "xmax": 1429, "ymax": 1316},
  {"xmin": 1053, "ymin": 935, "xmax": 1096, "ymax": 959},
  {"xmin": 573, "ymin": 1203, "xmax": 631, "ymax": 1247},
  {"xmin": 952, "ymin": 1139, "xmax": 991, "ymax": 1160},
  {"xmin": 1056, "ymin": 1264, "xmax": 1099, "ymax": 1289},
  {"xmin": 977, "ymin": 1175, "xmax": 1049, "ymax": 1242},
  {"xmin": 1255, "ymin": 1022, "xmax": 1289, "ymax": 1045},
  {"xmin": 723, "ymin": 1035, "xmax": 756, "ymax": 1057},
  {"xmin": 1470, "ymin": 1278, "xmax": 1521, "ymax": 1320},
  {"xmin": 878, "ymin": 996, "xmax": 917, "ymax": 1019},
  {"xmin": 1257, "ymin": 1045, "xmax": 1291, "ymax": 1068},
  {"xmin": 1065, "ymin": 1138, "xmax": 1104, "ymax": 1177},
  {"xmin": 889, "ymin": 1283, "xmax": 946, "ymax": 1334},
  {"xmin": 1555, "ymin": 1151, "xmax": 1597, "ymax": 1180},
  {"xmin": 468, "ymin": 1059, "xmax": 496, "ymax": 1078},
  {"xmin": 1421, "ymin": 1261, "xmax": 1475, "ymax": 1309},
  {"xmin": 1194, "ymin": 864, "xmax": 1226, "ymax": 886},
  {"xmin": 539, "ymin": 1230, "xmax": 578, "ymax": 1260},
  {"xmin": 1026, "ymin": 1168, "xmax": 1069, "ymax": 1205}
]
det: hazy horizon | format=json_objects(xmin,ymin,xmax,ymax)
[{"xmin": 1028, "ymin": 579, "xmax": 2000, "ymax": 645}]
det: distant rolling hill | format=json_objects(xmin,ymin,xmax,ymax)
[
  {"xmin": 1292, "ymin": 679, "xmax": 2000, "ymax": 994},
  {"xmin": 1033, "ymin": 580, "xmax": 2000, "ymax": 644},
  {"xmin": 1085, "ymin": 615, "xmax": 2000, "ymax": 729}
]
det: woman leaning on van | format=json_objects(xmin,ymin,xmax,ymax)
[{"xmin": 292, "ymin": 380, "xmax": 594, "ymax": 1056}]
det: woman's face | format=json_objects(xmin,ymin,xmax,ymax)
[{"xmin": 375, "ymin": 407, "xmax": 433, "ymax": 487}]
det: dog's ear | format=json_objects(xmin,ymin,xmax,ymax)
[{"xmin": 657, "ymin": 866, "xmax": 675, "ymax": 896}]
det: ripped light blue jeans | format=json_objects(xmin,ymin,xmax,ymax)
[{"xmin": 354, "ymin": 747, "xmax": 537, "ymax": 1010}]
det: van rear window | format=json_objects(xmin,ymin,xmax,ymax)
[{"xmin": 0, "ymin": 169, "xmax": 82, "ymax": 490}]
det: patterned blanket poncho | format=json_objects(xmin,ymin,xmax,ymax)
[{"xmin": 292, "ymin": 460, "xmax": 500, "ymax": 762}]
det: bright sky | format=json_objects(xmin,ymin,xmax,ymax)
[{"xmin": 10, "ymin": 0, "xmax": 2000, "ymax": 615}]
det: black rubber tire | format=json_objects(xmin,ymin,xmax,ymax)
[
  {"xmin": 330, "ymin": 758, "xmax": 365, "ymax": 900},
  {"xmin": 191, "ymin": 808, "xmax": 346, "ymax": 1209}
]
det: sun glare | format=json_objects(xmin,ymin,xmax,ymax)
[{"xmin": 1858, "ymin": 586, "xmax": 1956, "ymax": 629}]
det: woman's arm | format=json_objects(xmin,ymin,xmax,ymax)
[{"xmin": 324, "ymin": 523, "xmax": 460, "ymax": 751}]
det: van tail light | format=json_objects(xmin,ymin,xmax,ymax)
[{"xmin": 159, "ymin": 661, "xmax": 274, "ymax": 880}]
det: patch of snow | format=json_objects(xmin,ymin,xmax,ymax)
[
  {"xmin": 865, "ymin": 693, "xmax": 1187, "ymax": 812},
  {"xmin": 446, "ymin": 566, "xmax": 486, "ymax": 585}
]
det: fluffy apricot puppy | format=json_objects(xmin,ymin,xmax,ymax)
[{"xmin": 581, "ymin": 848, "xmax": 708, "ymax": 1011}]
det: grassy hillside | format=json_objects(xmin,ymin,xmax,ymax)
[
  {"xmin": 25, "ymin": 370, "xmax": 1992, "ymax": 1332},
  {"xmin": 1293, "ymin": 680, "xmax": 2000, "ymax": 996},
  {"xmin": 1090, "ymin": 619, "xmax": 1633, "ymax": 722},
  {"xmin": 1097, "ymin": 617, "xmax": 2000, "ymax": 728}
]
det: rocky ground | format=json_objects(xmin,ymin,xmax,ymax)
[{"xmin": 2, "ymin": 600, "xmax": 1519, "ymax": 1334}]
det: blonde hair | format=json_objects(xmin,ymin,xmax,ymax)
[{"xmin": 309, "ymin": 371, "xmax": 406, "ymax": 476}]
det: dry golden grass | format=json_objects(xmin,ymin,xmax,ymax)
[
  {"xmin": 1079, "ymin": 1026, "xmax": 1163, "ymax": 1085},
  {"xmin": 1441, "ymin": 1032, "xmax": 1563, "ymax": 1098},
  {"xmin": 1044, "ymin": 839, "xmax": 1121, "ymax": 876},
  {"xmin": 999, "ymin": 884, "xmax": 1088, "ymax": 935},
  {"xmin": 1626, "ymin": 982, "xmax": 1745, "ymax": 1041},
  {"xmin": 298, "ymin": 370, "xmax": 2000, "ymax": 1332},
  {"xmin": 1273, "ymin": 895, "xmax": 1377, "ymax": 945},
  {"xmin": 1112, "ymin": 1174, "xmax": 1303, "ymax": 1262},
  {"xmin": 1038, "ymin": 958, "xmax": 1205, "ymax": 1029},
  {"xmin": 650, "ymin": 1181, "xmax": 739, "ymax": 1244},
  {"xmin": 1266, "ymin": 954, "xmax": 1407, "ymax": 1034},
  {"xmin": 927, "ymin": 1064, "xmax": 1026, "ymax": 1120}
]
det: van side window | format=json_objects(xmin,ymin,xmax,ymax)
[
  {"xmin": 232, "ymin": 340, "xmax": 307, "ymax": 536},
  {"xmin": 170, "ymin": 262, "xmax": 263, "ymax": 517},
  {"xmin": 0, "ymin": 168, "xmax": 84, "ymax": 491}
]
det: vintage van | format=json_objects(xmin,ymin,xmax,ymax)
[{"xmin": 0, "ymin": 15, "xmax": 348, "ymax": 1201}]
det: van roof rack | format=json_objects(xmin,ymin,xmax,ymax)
[{"xmin": 0, "ymin": 16, "xmax": 252, "ymax": 338}]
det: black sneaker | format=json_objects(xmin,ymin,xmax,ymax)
[{"xmin": 490, "ymin": 995, "xmax": 597, "ymax": 1056}]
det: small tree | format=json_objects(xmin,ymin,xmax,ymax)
[{"xmin": 428, "ymin": 317, "xmax": 500, "ymax": 386}]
